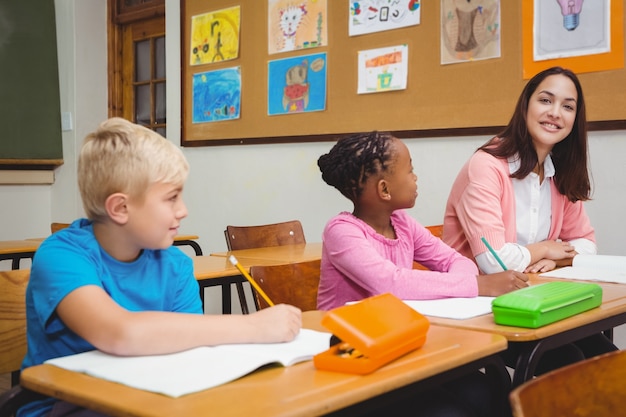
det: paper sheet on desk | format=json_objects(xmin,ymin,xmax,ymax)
[
  {"xmin": 44, "ymin": 329, "xmax": 332, "ymax": 398},
  {"xmin": 402, "ymin": 297, "xmax": 495, "ymax": 319},
  {"xmin": 539, "ymin": 255, "xmax": 626, "ymax": 284}
]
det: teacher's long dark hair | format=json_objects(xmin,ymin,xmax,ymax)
[{"xmin": 478, "ymin": 66, "xmax": 590, "ymax": 203}]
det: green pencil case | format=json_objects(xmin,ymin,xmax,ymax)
[{"xmin": 491, "ymin": 281, "xmax": 602, "ymax": 328}]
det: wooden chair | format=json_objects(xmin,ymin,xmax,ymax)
[
  {"xmin": 413, "ymin": 224, "xmax": 444, "ymax": 271},
  {"xmin": 249, "ymin": 259, "xmax": 321, "ymax": 311},
  {"xmin": 425, "ymin": 224, "xmax": 443, "ymax": 239},
  {"xmin": 224, "ymin": 220, "xmax": 306, "ymax": 251},
  {"xmin": 0, "ymin": 269, "xmax": 44, "ymax": 417},
  {"xmin": 50, "ymin": 222, "xmax": 70, "ymax": 234},
  {"xmin": 509, "ymin": 349, "xmax": 626, "ymax": 417},
  {"xmin": 222, "ymin": 220, "xmax": 306, "ymax": 314}
]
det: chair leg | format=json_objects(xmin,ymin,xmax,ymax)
[
  {"xmin": 10, "ymin": 371, "xmax": 20, "ymax": 387},
  {"xmin": 235, "ymin": 282, "xmax": 249, "ymax": 314}
]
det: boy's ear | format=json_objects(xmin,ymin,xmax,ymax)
[
  {"xmin": 377, "ymin": 179, "xmax": 391, "ymax": 200},
  {"xmin": 105, "ymin": 193, "xmax": 130, "ymax": 225}
]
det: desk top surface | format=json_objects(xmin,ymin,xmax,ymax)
[
  {"xmin": 428, "ymin": 275, "xmax": 626, "ymax": 341},
  {"xmin": 173, "ymin": 234, "xmax": 199, "ymax": 241},
  {"xmin": 211, "ymin": 242, "xmax": 323, "ymax": 263},
  {"xmin": 0, "ymin": 239, "xmax": 40, "ymax": 255},
  {"xmin": 192, "ymin": 255, "xmax": 294, "ymax": 280},
  {"xmin": 21, "ymin": 311, "xmax": 506, "ymax": 417}
]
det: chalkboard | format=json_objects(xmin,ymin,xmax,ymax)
[
  {"xmin": 181, "ymin": 0, "xmax": 626, "ymax": 146},
  {"xmin": 0, "ymin": 0, "xmax": 63, "ymax": 167}
]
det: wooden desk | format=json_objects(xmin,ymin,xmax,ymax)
[
  {"xmin": 427, "ymin": 275, "xmax": 626, "ymax": 387},
  {"xmin": 210, "ymin": 242, "xmax": 323, "ymax": 263},
  {"xmin": 26, "ymin": 235, "xmax": 202, "ymax": 255},
  {"xmin": 173, "ymin": 234, "xmax": 203, "ymax": 256},
  {"xmin": 20, "ymin": 311, "xmax": 510, "ymax": 417},
  {"xmin": 193, "ymin": 256, "xmax": 287, "ymax": 314},
  {"xmin": 205, "ymin": 243, "xmax": 323, "ymax": 315},
  {"xmin": 0, "ymin": 240, "xmax": 40, "ymax": 269}
]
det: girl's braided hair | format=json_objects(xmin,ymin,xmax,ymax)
[{"xmin": 317, "ymin": 131, "xmax": 395, "ymax": 201}]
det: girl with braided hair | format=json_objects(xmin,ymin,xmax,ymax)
[
  {"xmin": 316, "ymin": 131, "xmax": 524, "ymax": 417},
  {"xmin": 316, "ymin": 131, "xmax": 527, "ymax": 311}
]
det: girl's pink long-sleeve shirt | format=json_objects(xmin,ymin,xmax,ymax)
[{"xmin": 316, "ymin": 210, "xmax": 479, "ymax": 311}]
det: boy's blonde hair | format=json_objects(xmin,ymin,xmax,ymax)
[{"xmin": 78, "ymin": 117, "xmax": 189, "ymax": 222}]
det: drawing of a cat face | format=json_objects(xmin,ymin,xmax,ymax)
[{"xmin": 279, "ymin": 3, "xmax": 307, "ymax": 36}]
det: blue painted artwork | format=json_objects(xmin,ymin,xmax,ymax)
[
  {"xmin": 268, "ymin": 52, "xmax": 327, "ymax": 116},
  {"xmin": 192, "ymin": 66, "xmax": 241, "ymax": 123}
]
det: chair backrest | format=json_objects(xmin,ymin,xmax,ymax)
[
  {"xmin": 425, "ymin": 224, "xmax": 443, "ymax": 239},
  {"xmin": 509, "ymin": 349, "xmax": 626, "ymax": 417},
  {"xmin": 224, "ymin": 220, "xmax": 306, "ymax": 251},
  {"xmin": 0, "ymin": 269, "xmax": 51, "ymax": 416},
  {"xmin": 50, "ymin": 222, "xmax": 70, "ymax": 234},
  {"xmin": 0, "ymin": 269, "xmax": 29, "ymax": 378},
  {"xmin": 249, "ymin": 259, "xmax": 321, "ymax": 311}
]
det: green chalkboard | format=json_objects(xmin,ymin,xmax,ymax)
[{"xmin": 0, "ymin": 0, "xmax": 63, "ymax": 165}]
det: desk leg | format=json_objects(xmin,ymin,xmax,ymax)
[
  {"xmin": 509, "ymin": 312, "xmax": 626, "ymax": 387},
  {"xmin": 5, "ymin": 253, "xmax": 35, "ymax": 270},
  {"xmin": 235, "ymin": 282, "xmax": 249, "ymax": 314},
  {"xmin": 222, "ymin": 283, "xmax": 232, "ymax": 315}
]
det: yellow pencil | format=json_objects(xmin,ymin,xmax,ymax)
[{"xmin": 228, "ymin": 255, "xmax": 275, "ymax": 307}]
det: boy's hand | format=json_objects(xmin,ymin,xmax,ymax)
[
  {"xmin": 477, "ymin": 271, "xmax": 529, "ymax": 297},
  {"xmin": 249, "ymin": 304, "xmax": 302, "ymax": 343}
]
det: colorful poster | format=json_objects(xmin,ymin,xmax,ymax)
[
  {"xmin": 189, "ymin": 6, "xmax": 241, "ymax": 65},
  {"xmin": 192, "ymin": 67, "xmax": 241, "ymax": 123},
  {"xmin": 349, "ymin": 0, "xmax": 421, "ymax": 36},
  {"xmin": 268, "ymin": 53, "xmax": 327, "ymax": 115},
  {"xmin": 441, "ymin": 0, "xmax": 501, "ymax": 65},
  {"xmin": 357, "ymin": 45, "xmax": 408, "ymax": 94},
  {"xmin": 268, "ymin": 0, "xmax": 327, "ymax": 54}
]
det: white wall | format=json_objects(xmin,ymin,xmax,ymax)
[{"xmin": 0, "ymin": 1, "xmax": 625, "ymax": 344}]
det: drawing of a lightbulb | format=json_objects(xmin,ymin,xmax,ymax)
[{"xmin": 556, "ymin": 0, "xmax": 584, "ymax": 31}]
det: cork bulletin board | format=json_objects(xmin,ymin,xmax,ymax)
[{"xmin": 180, "ymin": 0, "xmax": 626, "ymax": 147}]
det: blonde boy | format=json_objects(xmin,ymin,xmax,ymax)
[{"xmin": 20, "ymin": 118, "xmax": 301, "ymax": 417}]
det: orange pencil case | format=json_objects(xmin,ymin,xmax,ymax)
[{"xmin": 313, "ymin": 293, "xmax": 430, "ymax": 374}]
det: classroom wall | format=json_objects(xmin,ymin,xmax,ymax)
[{"xmin": 0, "ymin": 0, "xmax": 625, "ymax": 343}]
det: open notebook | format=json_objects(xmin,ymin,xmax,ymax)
[
  {"xmin": 540, "ymin": 255, "xmax": 626, "ymax": 284},
  {"xmin": 45, "ymin": 328, "xmax": 332, "ymax": 398}
]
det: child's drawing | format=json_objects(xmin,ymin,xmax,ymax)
[
  {"xmin": 349, "ymin": 0, "xmax": 421, "ymax": 37},
  {"xmin": 268, "ymin": 53, "xmax": 327, "ymax": 115},
  {"xmin": 268, "ymin": 0, "xmax": 327, "ymax": 54},
  {"xmin": 357, "ymin": 45, "xmax": 408, "ymax": 94},
  {"xmin": 192, "ymin": 67, "xmax": 241, "ymax": 123},
  {"xmin": 441, "ymin": 0, "xmax": 500, "ymax": 65},
  {"xmin": 534, "ymin": 0, "xmax": 609, "ymax": 61},
  {"xmin": 190, "ymin": 6, "xmax": 240, "ymax": 66}
]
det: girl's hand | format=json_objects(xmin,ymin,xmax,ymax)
[{"xmin": 477, "ymin": 271, "xmax": 529, "ymax": 297}]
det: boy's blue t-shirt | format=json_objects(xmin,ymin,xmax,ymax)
[{"xmin": 19, "ymin": 218, "xmax": 202, "ymax": 417}]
